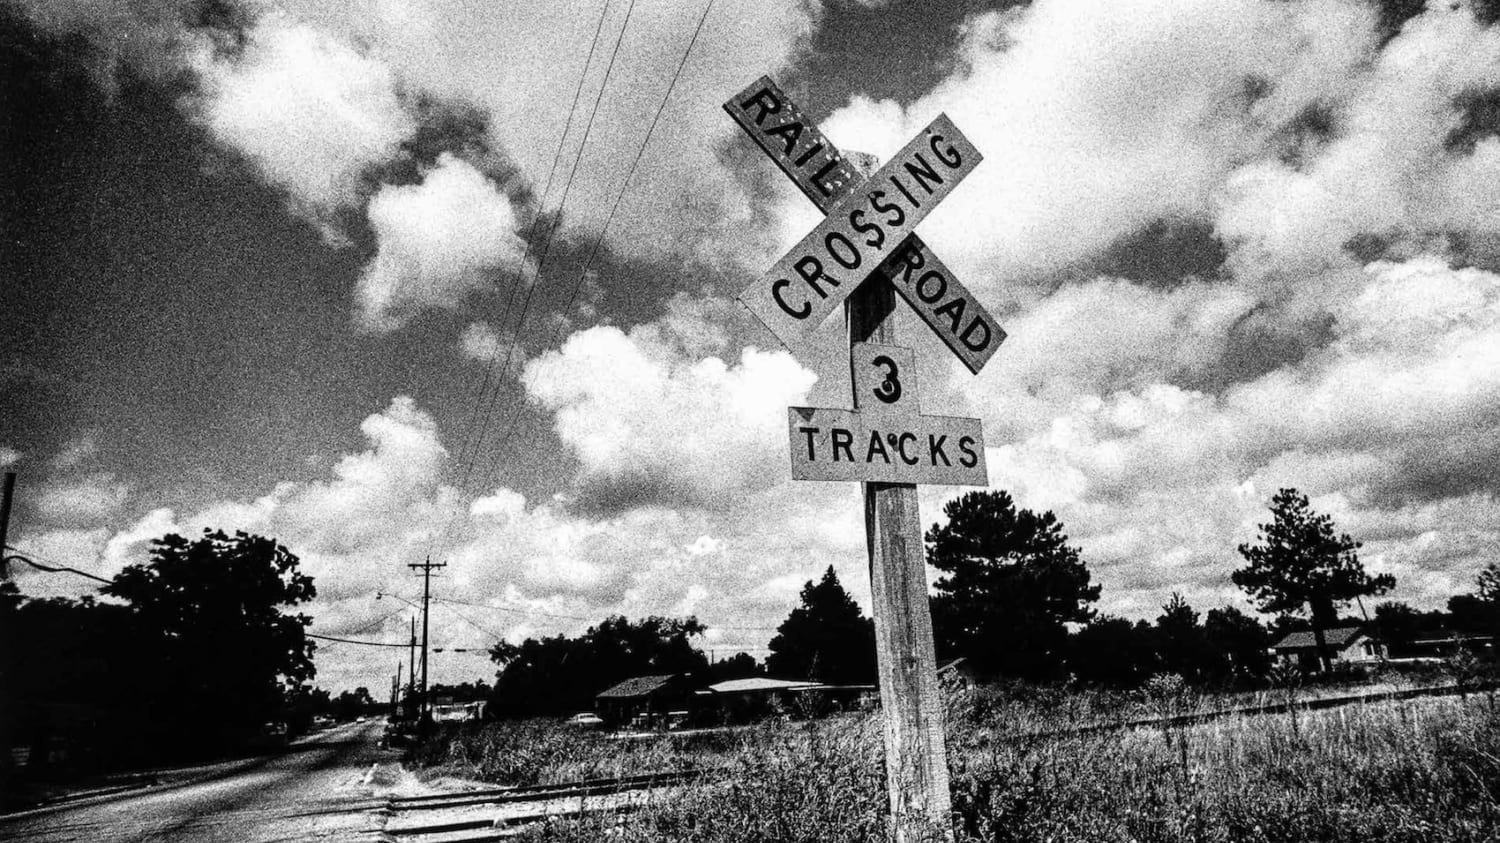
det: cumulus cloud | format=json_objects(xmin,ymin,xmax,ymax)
[
  {"xmin": 8, "ymin": 389, "xmax": 883, "ymax": 693},
  {"xmin": 185, "ymin": 11, "xmax": 417, "ymax": 235},
  {"xmin": 964, "ymin": 254, "xmax": 1500, "ymax": 617},
  {"xmin": 356, "ymin": 154, "xmax": 528, "ymax": 329},
  {"xmin": 522, "ymin": 324, "xmax": 817, "ymax": 511},
  {"xmin": 458, "ymin": 321, "xmax": 508, "ymax": 363},
  {"xmin": 274, "ymin": 0, "xmax": 823, "ymax": 267},
  {"xmin": 816, "ymin": 0, "xmax": 1380, "ymax": 288}
]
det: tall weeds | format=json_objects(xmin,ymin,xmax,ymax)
[{"xmin": 411, "ymin": 688, "xmax": 1500, "ymax": 842}]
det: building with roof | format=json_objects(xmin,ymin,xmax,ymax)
[
  {"xmin": 1269, "ymin": 626, "xmax": 1384, "ymax": 671},
  {"xmin": 690, "ymin": 676, "xmax": 876, "ymax": 724},
  {"xmin": 594, "ymin": 674, "xmax": 694, "ymax": 729}
]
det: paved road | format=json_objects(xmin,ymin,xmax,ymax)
[{"xmin": 0, "ymin": 721, "xmax": 392, "ymax": 842}]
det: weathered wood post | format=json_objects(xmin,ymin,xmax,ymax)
[{"xmin": 848, "ymin": 274, "xmax": 952, "ymax": 836}]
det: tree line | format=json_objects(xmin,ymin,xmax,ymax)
[{"xmin": 483, "ymin": 487, "xmax": 1500, "ymax": 713}]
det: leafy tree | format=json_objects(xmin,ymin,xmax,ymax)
[
  {"xmin": 1233, "ymin": 489, "xmax": 1394, "ymax": 672},
  {"xmin": 1478, "ymin": 561, "xmax": 1500, "ymax": 603},
  {"xmin": 1203, "ymin": 606, "xmax": 1270, "ymax": 680},
  {"xmin": 766, "ymin": 566, "xmax": 875, "ymax": 685},
  {"xmin": 104, "ymin": 529, "xmax": 316, "ymax": 746},
  {"xmin": 1448, "ymin": 562, "xmax": 1500, "ymax": 644},
  {"xmin": 1067, "ymin": 617, "xmax": 1157, "ymax": 687},
  {"xmin": 708, "ymin": 652, "xmax": 764, "ymax": 683},
  {"xmin": 332, "ymin": 687, "xmax": 376, "ymax": 721},
  {"xmin": 926, "ymin": 490, "xmax": 1101, "ymax": 679},
  {"xmin": 1155, "ymin": 593, "xmax": 1214, "ymax": 682},
  {"xmin": 1373, "ymin": 601, "xmax": 1422, "ymax": 657},
  {"xmin": 488, "ymin": 615, "xmax": 708, "ymax": 717}
]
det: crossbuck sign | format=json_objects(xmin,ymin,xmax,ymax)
[
  {"xmin": 727, "ymin": 77, "xmax": 1005, "ymax": 375},
  {"xmin": 724, "ymin": 76, "xmax": 1007, "ymax": 839}
]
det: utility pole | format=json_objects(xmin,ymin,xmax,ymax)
[
  {"xmin": 0, "ymin": 472, "xmax": 16, "ymax": 808},
  {"xmin": 407, "ymin": 616, "xmax": 417, "ymax": 717},
  {"xmin": 408, "ymin": 557, "xmax": 445, "ymax": 724},
  {"xmin": 0, "ymin": 472, "xmax": 16, "ymax": 580}
]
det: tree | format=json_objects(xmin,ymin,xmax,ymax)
[
  {"xmin": 103, "ymin": 529, "xmax": 316, "ymax": 747},
  {"xmin": 1203, "ymin": 606, "xmax": 1270, "ymax": 680},
  {"xmin": 926, "ymin": 490, "xmax": 1101, "ymax": 679},
  {"xmin": 1373, "ymin": 601, "xmax": 1422, "ymax": 657},
  {"xmin": 1155, "ymin": 593, "xmax": 1214, "ymax": 682},
  {"xmin": 488, "ymin": 615, "xmax": 708, "ymax": 717},
  {"xmin": 766, "ymin": 566, "xmax": 875, "ymax": 685},
  {"xmin": 1478, "ymin": 561, "xmax": 1500, "ymax": 603},
  {"xmin": 1067, "ymin": 617, "xmax": 1157, "ymax": 687},
  {"xmin": 1233, "ymin": 489, "xmax": 1393, "ymax": 672},
  {"xmin": 708, "ymin": 652, "xmax": 764, "ymax": 683},
  {"xmin": 1449, "ymin": 562, "xmax": 1500, "ymax": 644}
]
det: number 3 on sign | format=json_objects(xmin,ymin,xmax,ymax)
[{"xmin": 853, "ymin": 343, "xmax": 918, "ymax": 414}]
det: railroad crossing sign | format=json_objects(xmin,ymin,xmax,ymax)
[
  {"xmin": 725, "ymin": 75, "xmax": 1006, "ymax": 375},
  {"xmin": 725, "ymin": 75, "xmax": 1003, "ymax": 840}
]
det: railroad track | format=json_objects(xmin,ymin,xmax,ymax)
[
  {"xmin": 1008, "ymin": 681, "xmax": 1496, "ymax": 742},
  {"xmin": 376, "ymin": 769, "xmax": 708, "ymax": 842}
]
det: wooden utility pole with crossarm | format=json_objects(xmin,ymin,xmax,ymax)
[{"xmin": 408, "ymin": 557, "xmax": 446, "ymax": 724}]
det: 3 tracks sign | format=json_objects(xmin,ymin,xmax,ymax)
[{"xmin": 724, "ymin": 75, "xmax": 1006, "ymax": 840}]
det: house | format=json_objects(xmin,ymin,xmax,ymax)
[
  {"xmin": 691, "ymin": 677, "xmax": 875, "ymax": 724},
  {"xmin": 594, "ymin": 674, "xmax": 695, "ymax": 729},
  {"xmin": 692, "ymin": 677, "xmax": 822, "ymax": 723},
  {"xmin": 1269, "ymin": 626, "xmax": 1384, "ymax": 670}
]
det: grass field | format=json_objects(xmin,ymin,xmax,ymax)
[{"xmin": 407, "ymin": 683, "xmax": 1500, "ymax": 842}]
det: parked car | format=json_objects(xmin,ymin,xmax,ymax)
[{"xmin": 566, "ymin": 712, "xmax": 604, "ymax": 728}]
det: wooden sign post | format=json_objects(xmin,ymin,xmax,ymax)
[{"xmin": 725, "ymin": 77, "xmax": 1004, "ymax": 840}]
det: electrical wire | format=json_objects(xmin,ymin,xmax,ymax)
[
  {"xmin": 307, "ymin": 632, "xmax": 411, "ymax": 648},
  {"xmin": 483, "ymin": 0, "xmax": 716, "ymax": 470},
  {"xmin": 442, "ymin": 0, "xmax": 615, "ymax": 522},
  {"xmin": 433, "ymin": 0, "xmax": 642, "ymax": 567},
  {"xmin": 3, "ymin": 545, "xmax": 113, "ymax": 584}
]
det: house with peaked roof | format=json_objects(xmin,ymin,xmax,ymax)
[
  {"xmin": 594, "ymin": 674, "xmax": 694, "ymax": 729},
  {"xmin": 1269, "ymin": 626, "xmax": 1384, "ymax": 671}
]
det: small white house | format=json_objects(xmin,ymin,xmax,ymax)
[{"xmin": 1269, "ymin": 626, "xmax": 1384, "ymax": 671}]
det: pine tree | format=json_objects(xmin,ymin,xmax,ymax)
[
  {"xmin": 766, "ymin": 566, "xmax": 875, "ymax": 685},
  {"xmin": 1234, "ymin": 488, "xmax": 1394, "ymax": 672},
  {"xmin": 926, "ymin": 490, "xmax": 1100, "ymax": 679}
]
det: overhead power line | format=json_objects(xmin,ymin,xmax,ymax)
[
  {"xmin": 442, "ymin": 0, "xmax": 615, "ymax": 521},
  {"xmin": 484, "ymin": 0, "xmax": 717, "ymax": 468},
  {"xmin": 443, "ymin": 0, "xmax": 643, "ymax": 554},
  {"xmin": 3, "ymin": 544, "xmax": 112, "ymax": 584},
  {"xmin": 307, "ymin": 632, "xmax": 411, "ymax": 648}
]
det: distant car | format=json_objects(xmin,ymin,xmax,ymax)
[
  {"xmin": 356, "ymin": 716, "xmax": 368, "ymax": 723},
  {"xmin": 566, "ymin": 712, "xmax": 604, "ymax": 727},
  {"xmin": 252, "ymin": 720, "xmax": 289, "ymax": 750}
]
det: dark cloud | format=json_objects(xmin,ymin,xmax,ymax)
[
  {"xmin": 1446, "ymin": 86, "xmax": 1500, "ymax": 153},
  {"xmin": 1088, "ymin": 218, "xmax": 1228, "ymax": 289},
  {"xmin": 1370, "ymin": 426, "xmax": 1500, "ymax": 508}
]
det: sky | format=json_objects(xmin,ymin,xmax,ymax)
[{"xmin": 6, "ymin": 0, "xmax": 1500, "ymax": 694}]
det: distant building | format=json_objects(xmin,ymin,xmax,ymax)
[
  {"xmin": 937, "ymin": 656, "xmax": 979, "ymax": 688},
  {"xmin": 692, "ymin": 677, "xmax": 821, "ymax": 723},
  {"xmin": 1269, "ymin": 626, "xmax": 1384, "ymax": 671},
  {"xmin": 1394, "ymin": 631, "xmax": 1494, "ymax": 661},
  {"xmin": 691, "ymin": 677, "xmax": 876, "ymax": 724},
  {"xmin": 431, "ymin": 700, "xmax": 486, "ymax": 723},
  {"xmin": 595, "ymin": 674, "xmax": 695, "ymax": 729}
]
